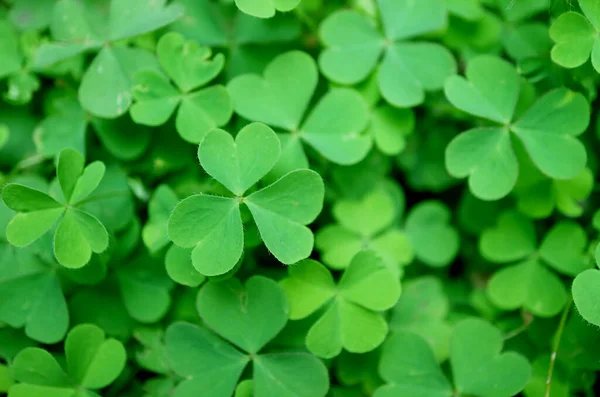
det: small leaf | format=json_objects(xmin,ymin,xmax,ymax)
[{"xmin": 573, "ymin": 269, "xmax": 600, "ymax": 326}]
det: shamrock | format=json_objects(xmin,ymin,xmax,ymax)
[
  {"xmin": 0, "ymin": 198, "xmax": 68, "ymax": 344},
  {"xmin": 131, "ymin": 32, "xmax": 232, "ymax": 143},
  {"xmin": 227, "ymin": 51, "xmax": 372, "ymax": 176},
  {"xmin": 2, "ymin": 148, "xmax": 109, "ymax": 268},
  {"xmin": 316, "ymin": 181, "xmax": 411, "ymax": 271},
  {"xmin": 405, "ymin": 200, "xmax": 460, "ymax": 267},
  {"xmin": 280, "ymin": 251, "xmax": 401, "ymax": 358},
  {"xmin": 374, "ymin": 319, "xmax": 532, "ymax": 397},
  {"xmin": 168, "ymin": 123, "xmax": 325, "ymax": 276},
  {"xmin": 481, "ymin": 210, "xmax": 590, "ymax": 317},
  {"xmin": 234, "ymin": 0, "xmax": 300, "ymax": 19},
  {"xmin": 165, "ymin": 276, "xmax": 330, "ymax": 397},
  {"xmin": 33, "ymin": 0, "xmax": 184, "ymax": 118},
  {"xmin": 389, "ymin": 276, "xmax": 452, "ymax": 361},
  {"xmin": 318, "ymin": 0, "xmax": 456, "ymax": 107},
  {"xmin": 317, "ymin": 183, "xmax": 459, "ymax": 270},
  {"xmin": 169, "ymin": 0, "xmax": 301, "ymax": 78},
  {"xmin": 8, "ymin": 324, "xmax": 126, "ymax": 397},
  {"xmin": 550, "ymin": 0, "xmax": 600, "ymax": 72},
  {"xmin": 445, "ymin": 55, "xmax": 590, "ymax": 200}
]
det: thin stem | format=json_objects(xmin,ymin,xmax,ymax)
[
  {"xmin": 545, "ymin": 299, "xmax": 572, "ymax": 397},
  {"xmin": 503, "ymin": 311, "xmax": 533, "ymax": 340}
]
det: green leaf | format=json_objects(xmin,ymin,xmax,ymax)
[
  {"xmin": 234, "ymin": 0, "xmax": 301, "ymax": 19},
  {"xmin": 573, "ymin": 269, "xmax": 600, "ymax": 326},
  {"xmin": 511, "ymin": 88, "xmax": 589, "ymax": 180},
  {"xmin": 199, "ymin": 123, "xmax": 281, "ymax": 196},
  {"xmin": 405, "ymin": 201, "xmax": 459, "ymax": 267},
  {"xmin": 252, "ymin": 352, "xmax": 329, "ymax": 397},
  {"xmin": 197, "ymin": 276, "xmax": 288, "ymax": 354},
  {"xmin": 157, "ymin": 32, "xmax": 225, "ymax": 93},
  {"xmin": 0, "ymin": 248, "xmax": 69, "ymax": 343},
  {"xmin": 450, "ymin": 318, "xmax": 532, "ymax": 397},
  {"xmin": 479, "ymin": 211, "xmax": 536, "ymax": 263},
  {"xmin": 2, "ymin": 184, "xmax": 62, "ymax": 211},
  {"xmin": 57, "ymin": 148, "xmax": 85, "ymax": 203},
  {"xmin": 10, "ymin": 324, "xmax": 126, "ymax": 394},
  {"xmin": 550, "ymin": 11, "xmax": 599, "ymax": 71},
  {"xmin": 445, "ymin": 127, "xmax": 517, "ymax": 200},
  {"xmin": 168, "ymin": 194, "xmax": 243, "ymax": 276},
  {"xmin": 283, "ymin": 252, "xmax": 400, "ymax": 358},
  {"xmin": 246, "ymin": 169, "xmax": 324, "ymax": 264},
  {"xmin": 6, "ymin": 208, "xmax": 64, "ymax": 247},
  {"xmin": 228, "ymin": 51, "xmax": 370, "ymax": 168},
  {"xmin": 165, "ymin": 245, "xmax": 205, "ymax": 287},
  {"xmin": 54, "ymin": 209, "xmax": 109, "ymax": 268},
  {"xmin": 165, "ymin": 322, "xmax": 249, "ymax": 397},
  {"xmin": 108, "ymin": 0, "xmax": 184, "ymax": 41},
  {"xmin": 79, "ymin": 46, "xmax": 160, "ymax": 118},
  {"xmin": 0, "ymin": 21, "xmax": 22, "ymax": 79},
  {"xmin": 389, "ymin": 276, "xmax": 452, "ymax": 361},
  {"xmin": 280, "ymin": 259, "xmax": 336, "ymax": 320},
  {"xmin": 539, "ymin": 221, "xmax": 589, "ymax": 276},
  {"xmin": 369, "ymin": 106, "xmax": 414, "ymax": 155},
  {"xmin": 65, "ymin": 324, "xmax": 127, "ymax": 389},
  {"xmin": 487, "ymin": 258, "xmax": 568, "ymax": 317},
  {"xmin": 142, "ymin": 184, "xmax": 179, "ymax": 253},
  {"xmin": 374, "ymin": 332, "xmax": 453, "ymax": 397}
]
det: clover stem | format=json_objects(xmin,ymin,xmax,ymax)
[{"xmin": 544, "ymin": 298, "xmax": 572, "ymax": 397}]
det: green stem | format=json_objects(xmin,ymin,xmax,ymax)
[{"xmin": 545, "ymin": 299, "xmax": 572, "ymax": 397}]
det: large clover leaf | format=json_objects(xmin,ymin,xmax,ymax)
[
  {"xmin": 227, "ymin": 51, "xmax": 372, "ymax": 176},
  {"xmin": 2, "ymin": 148, "xmax": 109, "ymax": 268},
  {"xmin": 131, "ymin": 32, "xmax": 231, "ymax": 143},
  {"xmin": 375, "ymin": 319, "xmax": 532, "ymax": 397},
  {"xmin": 168, "ymin": 123, "xmax": 324, "ymax": 276},
  {"xmin": 0, "ymin": 199, "xmax": 68, "ymax": 344},
  {"xmin": 445, "ymin": 55, "xmax": 590, "ymax": 200},
  {"xmin": 165, "ymin": 276, "xmax": 329, "ymax": 397},
  {"xmin": 280, "ymin": 251, "xmax": 401, "ymax": 358},
  {"xmin": 8, "ymin": 324, "xmax": 126, "ymax": 397},
  {"xmin": 550, "ymin": 0, "xmax": 600, "ymax": 73},
  {"xmin": 480, "ymin": 210, "xmax": 590, "ymax": 317},
  {"xmin": 318, "ymin": 0, "xmax": 456, "ymax": 107},
  {"xmin": 33, "ymin": 0, "xmax": 183, "ymax": 118},
  {"xmin": 170, "ymin": 0, "xmax": 301, "ymax": 78}
]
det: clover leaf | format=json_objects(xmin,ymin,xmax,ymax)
[
  {"xmin": 445, "ymin": 55, "xmax": 590, "ymax": 200},
  {"xmin": 168, "ymin": 123, "xmax": 324, "ymax": 276},
  {"xmin": 405, "ymin": 200, "xmax": 460, "ymax": 267},
  {"xmin": 319, "ymin": 0, "xmax": 456, "ymax": 107},
  {"xmin": 2, "ymin": 148, "xmax": 109, "ymax": 268},
  {"xmin": 573, "ymin": 268, "xmax": 600, "ymax": 327},
  {"xmin": 234, "ymin": 0, "xmax": 300, "ymax": 19},
  {"xmin": 280, "ymin": 251, "xmax": 401, "ymax": 358},
  {"xmin": 0, "ymin": 199, "xmax": 68, "ymax": 344},
  {"xmin": 480, "ymin": 210, "xmax": 590, "ymax": 317},
  {"xmin": 33, "ymin": 0, "xmax": 184, "ymax": 118},
  {"xmin": 227, "ymin": 51, "xmax": 371, "ymax": 175},
  {"xmin": 550, "ymin": 0, "xmax": 600, "ymax": 72},
  {"xmin": 131, "ymin": 32, "xmax": 232, "ymax": 143},
  {"xmin": 316, "ymin": 182, "xmax": 411, "ymax": 271},
  {"xmin": 165, "ymin": 276, "xmax": 329, "ymax": 397},
  {"xmin": 389, "ymin": 276, "xmax": 452, "ymax": 361},
  {"xmin": 142, "ymin": 184, "xmax": 179, "ymax": 254},
  {"xmin": 169, "ymin": 0, "xmax": 301, "ymax": 78},
  {"xmin": 375, "ymin": 319, "xmax": 532, "ymax": 397},
  {"xmin": 8, "ymin": 324, "xmax": 126, "ymax": 397}
]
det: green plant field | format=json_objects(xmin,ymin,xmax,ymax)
[{"xmin": 1, "ymin": 0, "xmax": 600, "ymax": 396}]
